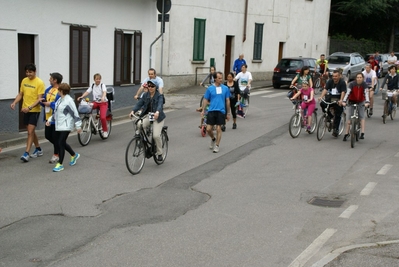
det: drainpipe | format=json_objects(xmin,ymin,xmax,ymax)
[{"xmin": 243, "ymin": 0, "xmax": 248, "ymax": 42}]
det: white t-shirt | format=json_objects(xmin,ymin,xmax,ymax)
[
  {"xmin": 362, "ymin": 70, "xmax": 376, "ymax": 87},
  {"xmin": 388, "ymin": 55, "xmax": 397, "ymax": 63},
  {"xmin": 235, "ymin": 71, "xmax": 252, "ymax": 91},
  {"xmin": 86, "ymin": 83, "xmax": 107, "ymax": 102},
  {"xmin": 141, "ymin": 76, "xmax": 164, "ymax": 89}
]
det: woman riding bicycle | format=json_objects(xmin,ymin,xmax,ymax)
[
  {"xmin": 77, "ymin": 73, "xmax": 109, "ymax": 138},
  {"xmin": 290, "ymin": 66, "xmax": 313, "ymax": 88},
  {"xmin": 290, "ymin": 81, "xmax": 316, "ymax": 133},
  {"xmin": 380, "ymin": 65, "xmax": 398, "ymax": 109},
  {"xmin": 129, "ymin": 79, "xmax": 165, "ymax": 162}
]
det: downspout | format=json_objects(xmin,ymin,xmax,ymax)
[{"xmin": 243, "ymin": 0, "xmax": 248, "ymax": 42}]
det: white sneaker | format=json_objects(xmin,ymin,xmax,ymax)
[
  {"xmin": 49, "ymin": 155, "xmax": 59, "ymax": 164},
  {"xmin": 102, "ymin": 131, "xmax": 108, "ymax": 138},
  {"xmin": 209, "ymin": 138, "xmax": 215, "ymax": 149},
  {"xmin": 213, "ymin": 145, "xmax": 219, "ymax": 153}
]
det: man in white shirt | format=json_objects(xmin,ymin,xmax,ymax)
[
  {"xmin": 134, "ymin": 68, "xmax": 164, "ymax": 99},
  {"xmin": 362, "ymin": 64, "xmax": 377, "ymax": 116},
  {"xmin": 387, "ymin": 51, "xmax": 397, "ymax": 65}
]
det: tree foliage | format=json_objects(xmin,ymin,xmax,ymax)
[{"xmin": 330, "ymin": 0, "xmax": 399, "ymax": 50}]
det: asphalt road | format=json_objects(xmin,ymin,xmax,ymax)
[{"xmin": 1, "ymin": 86, "xmax": 399, "ymax": 267}]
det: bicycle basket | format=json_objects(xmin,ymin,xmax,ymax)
[{"xmin": 78, "ymin": 103, "xmax": 92, "ymax": 114}]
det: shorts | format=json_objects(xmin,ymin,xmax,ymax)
[
  {"xmin": 23, "ymin": 112, "xmax": 40, "ymax": 126},
  {"xmin": 207, "ymin": 111, "xmax": 226, "ymax": 126},
  {"xmin": 346, "ymin": 102, "xmax": 365, "ymax": 121}
]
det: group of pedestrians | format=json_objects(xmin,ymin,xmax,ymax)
[
  {"xmin": 9, "ymin": 64, "xmax": 110, "ymax": 172},
  {"xmin": 199, "ymin": 54, "xmax": 252, "ymax": 153}
]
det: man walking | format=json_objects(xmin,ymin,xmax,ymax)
[
  {"xmin": 201, "ymin": 72, "xmax": 231, "ymax": 153},
  {"xmin": 233, "ymin": 54, "xmax": 246, "ymax": 75},
  {"xmin": 10, "ymin": 63, "xmax": 45, "ymax": 162}
]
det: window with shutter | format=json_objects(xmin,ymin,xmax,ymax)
[
  {"xmin": 253, "ymin": 23, "xmax": 264, "ymax": 60},
  {"xmin": 70, "ymin": 26, "xmax": 90, "ymax": 87},
  {"xmin": 193, "ymin": 18, "xmax": 206, "ymax": 61}
]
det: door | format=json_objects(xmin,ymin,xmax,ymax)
[
  {"xmin": 18, "ymin": 34, "xmax": 35, "ymax": 131},
  {"xmin": 133, "ymin": 32, "xmax": 142, "ymax": 84},
  {"xmin": 114, "ymin": 31, "xmax": 133, "ymax": 85},
  {"xmin": 224, "ymin": 36, "xmax": 233, "ymax": 79}
]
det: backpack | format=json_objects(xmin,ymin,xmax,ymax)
[{"xmin": 348, "ymin": 84, "xmax": 365, "ymax": 103}]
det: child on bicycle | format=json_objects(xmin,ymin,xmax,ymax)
[{"xmin": 290, "ymin": 81, "xmax": 316, "ymax": 133}]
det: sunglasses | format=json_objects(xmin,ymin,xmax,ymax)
[{"xmin": 148, "ymin": 85, "xmax": 156, "ymax": 88}]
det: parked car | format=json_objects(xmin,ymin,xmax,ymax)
[
  {"xmin": 326, "ymin": 52, "xmax": 366, "ymax": 80},
  {"xmin": 364, "ymin": 53, "xmax": 389, "ymax": 76},
  {"xmin": 272, "ymin": 57, "xmax": 317, "ymax": 88}
]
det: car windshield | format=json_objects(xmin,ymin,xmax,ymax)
[
  {"xmin": 328, "ymin": 56, "xmax": 350, "ymax": 65},
  {"xmin": 278, "ymin": 59, "xmax": 303, "ymax": 68}
]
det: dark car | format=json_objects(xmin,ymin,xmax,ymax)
[{"xmin": 272, "ymin": 57, "xmax": 317, "ymax": 88}]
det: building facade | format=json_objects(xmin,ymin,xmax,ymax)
[{"xmin": 0, "ymin": 0, "xmax": 330, "ymax": 133}]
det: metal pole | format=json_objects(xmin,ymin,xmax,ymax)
[{"xmin": 160, "ymin": 0, "xmax": 165, "ymax": 76}]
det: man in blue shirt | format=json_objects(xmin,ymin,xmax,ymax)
[
  {"xmin": 201, "ymin": 72, "xmax": 231, "ymax": 153},
  {"xmin": 233, "ymin": 54, "xmax": 246, "ymax": 75}
]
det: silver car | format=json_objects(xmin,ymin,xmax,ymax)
[{"xmin": 327, "ymin": 52, "xmax": 366, "ymax": 80}]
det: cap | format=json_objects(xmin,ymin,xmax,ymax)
[{"xmin": 147, "ymin": 79, "xmax": 159, "ymax": 89}]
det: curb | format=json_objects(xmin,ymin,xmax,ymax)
[{"xmin": 311, "ymin": 239, "xmax": 399, "ymax": 266}]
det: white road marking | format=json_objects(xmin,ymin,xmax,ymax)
[
  {"xmin": 360, "ymin": 182, "xmax": 377, "ymax": 196},
  {"xmin": 377, "ymin": 164, "xmax": 393, "ymax": 175},
  {"xmin": 339, "ymin": 205, "xmax": 358, "ymax": 219},
  {"xmin": 288, "ymin": 228, "xmax": 337, "ymax": 267},
  {"xmin": 249, "ymin": 89, "xmax": 274, "ymax": 96},
  {"xmin": 262, "ymin": 92, "xmax": 289, "ymax": 98}
]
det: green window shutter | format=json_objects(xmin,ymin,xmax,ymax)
[
  {"xmin": 193, "ymin": 18, "xmax": 206, "ymax": 61},
  {"xmin": 253, "ymin": 23, "xmax": 264, "ymax": 60}
]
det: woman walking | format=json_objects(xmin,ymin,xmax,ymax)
[{"xmin": 46, "ymin": 83, "xmax": 81, "ymax": 172}]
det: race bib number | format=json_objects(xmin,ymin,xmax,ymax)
[
  {"xmin": 303, "ymin": 95, "xmax": 308, "ymax": 101},
  {"xmin": 45, "ymin": 106, "xmax": 50, "ymax": 113},
  {"xmin": 331, "ymin": 88, "xmax": 338, "ymax": 95},
  {"xmin": 216, "ymin": 86, "xmax": 222, "ymax": 94}
]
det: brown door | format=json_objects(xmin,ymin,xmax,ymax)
[
  {"xmin": 114, "ymin": 31, "xmax": 133, "ymax": 85},
  {"xmin": 18, "ymin": 34, "xmax": 35, "ymax": 131},
  {"xmin": 133, "ymin": 32, "xmax": 142, "ymax": 84},
  {"xmin": 224, "ymin": 36, "xmax": 233, "ymax": 79}
]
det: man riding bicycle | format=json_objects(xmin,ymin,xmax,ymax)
[
  {"xmin": 380, "ymin": 65, "xmax": 399, "ymax": 116},
  {"xmin": 362, "ymin": 64, "xmax": 377, "ymax": 116},
  {"xmin": 342, "ymin": 73, "xmax": 370, "ymax": 141},
  {"xmin": 318, "ymin": 70, "xmax": 346, "ymax": 137},
  {"xmin": 316, "ymin": 54, "xmax": 329, "ymax": 87}
]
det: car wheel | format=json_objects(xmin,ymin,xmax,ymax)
[{"xmin": 273, "ymin": 83, "xmax": 281, "ymax": 89}]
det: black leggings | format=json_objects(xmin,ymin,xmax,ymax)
[
  {"xmin": 45, "ymin": 123, "xmax": 59, "ymax": 154},
  {"xmin": 55, "ymin": 131, "xmax": 75, "ymax": 165},
  {"xmin": 230, "ymin": 97, "xmax": 238, "ymax": 119}
]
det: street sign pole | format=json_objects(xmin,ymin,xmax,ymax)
[{"xmin": 160, "ymin": 0, "xmax": 164, "ymax": 77}]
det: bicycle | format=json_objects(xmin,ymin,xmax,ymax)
[
  {"xmin": 197, "ymin": 84, "xmax": 209, "ymax": 112},
  {"xmin": 77, "ymin": 88, "xmax": 114, "ymax": 146},
  {"xmin": 288, "ymin": 99, "xmax": 317, "ymax": 138},
  {"xmin": 347, "ymin": 102, "xmax": 362, "ymax": 148},
  {"xmin": 382, "ymin": 89, "xmax": 397, "ymax": 124},
  {"xmin": 125, "ymin": 112, "xmax": 169, "ymax": 175},
  {"xmin": 236, "ymin": 89, "xmax": 250, "ymax": 118},
  {"xmin": 317, "ymin": 98, "xmax": 346, "ymax": 141},
  {"xmin": 365, "ymin": 85, "xmax": 378, "ymax": 118},
  {"xmin": 312, "ymin": 72, "xmax": 324, "ymax": 95}
]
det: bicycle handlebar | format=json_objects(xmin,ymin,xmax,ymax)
[{"xmin": 320, "ymin": 98, "xmax": 339, "ymax": 105}]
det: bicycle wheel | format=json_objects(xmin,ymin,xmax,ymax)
[
  {"xmin": 241, "ymin": 96, "xmax": 249, "ymax": 117},
  {"xmin": 125, "ymin": 137, "xmax": 146, "ymax": 175},
  {"xmin": 338, "ymin": 112, "xmax": 346, "ymax": 136},
  {"xmin": 383, "ymin": 101, "xmax": 388, "ymax": 124},
  {"xmin": 316, "ymin": 116, "xmax": 326, "ymax": 141},
  {"xmin": 289, "ymin": 114, "xmax": 301, "ymax": 138},
  {"xmin": 390, "ymin": 102, "xmax": 396, "ymax": 120},
  {"xmin": 350, "ymin": 118, "xmax": 356, "ymax": 148},
  {"xmin": 154, "ymin": 130, "xmax": 169, "ymax": 165},
  {"xmin": 309, "ymin": 111, "xmax": 317, "ymax": 133},
  {"xmin": 201, "ymin": 125, "xmax": 206, "ymax": 137},
  {"xmin": 314, "ymin": 78, "xmax": 322, "ymax": 95},
  {"xmin": 99, "ymin": 119, "xmax": 112, "ymax": 139},
  {"xmin": 199, "ymin": 95, "xmax": 204, "ymax": 107},
  {"xmin": 78, "ymin": 117, "xmax": 92, "ymax": 146}
]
